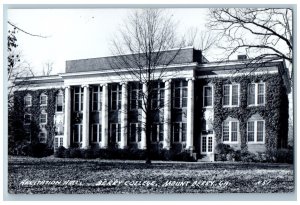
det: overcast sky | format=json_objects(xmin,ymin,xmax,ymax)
[{"xmin": 7, "ymin": 8, "xmax": 212, "ymax": 75}]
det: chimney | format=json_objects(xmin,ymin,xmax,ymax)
[{"xmin": 238, "ymin": 55, "xmax": 247, "ymax": 60}]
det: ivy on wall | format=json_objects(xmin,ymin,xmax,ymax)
[
  {"xmin": 199, "ymin": 73, "xmax": 288, "ymax": 153},
  {"xmin": 12, "ymin": 88, "xmax": 63, "ymax": 148}
]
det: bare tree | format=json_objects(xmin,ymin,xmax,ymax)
[
  {"xmin": 42, "ymin": 61, "xmax": 54, "ymax": 76},
  {"xmin": 183, "ymin": 27, "xmax": 217, "ymax": 55},
  {"xmin": 207, "ymin": 8, "xmax": 293, "ymax": 80},
  {"xmin": 110, "ymin": 9, "xmax": 184, "ymax": 164},
  {"xmin": 7, "ymin": 27, "xmax": 35, "ymax": 110}
]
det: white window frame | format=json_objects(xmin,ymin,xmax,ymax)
[
  {"xmin": 73, "ymin": 87, "xmax": 83, "ymax": 112},
  {"xmin": 24, "ymin": 114, "xmax": 31, "ymax": 125},
  {"xmin": 130, "ymin": 83, "xmax": 142, "ymax": 110},
  {"xmin": 56, "ymin": 92, "xmax": 63, "ymax": 113},
  {"xmin": 172, "ymin": 122, "xmax": 187, "ymax": 143},
  {"xmin": 151, "ymin": 123, "xmax": 164, "ymax": 143},
  {"xmin": 73, "ymin": 124, "xmax": 82, "ymax": 143},
  {"xmin": 40, "ymin": 93, "xmax": 47, "ymax": 106},
  {"xmin": 110, "ymin": 84, "xmax": 121, "ymax": 111},
  {"xmin": 173, "ymin": 80, "xmax": 188, "ymax": 109},
  {"xmin": 92, "ymin": 86, "xmax": 102, "ymax": 111},
  {"xmin": 247, "ymin": 120, "xmax": 265, "ymax": 144},
  {"xmin": 40, "ymin": 111, "xmax": 47, "ymax": 124},
  {"xmin": 39, "ymin": 131, "xmax": 47, "ymax": 143},
  {"xmin": 24, "ymin": 94, "xmax": 32, "ymax": 107},
  {"xmin": 203, "ymin": 85, "xmax": 213, "ymax": 108},
  {"xmin": 223, "ymin": 84, "xmax": 240, "ymax": 107},
  {"xmin": 151, "ymin": 82, "xmax": 165, "ymax": 109},
  {"xmin": 248, "ymin": 83, "xmax": 266, "ymax": 106},
  {"xmin": 130, "ymin": 123, "xmax": 141, "ymax": 143},
  {"xmin": 110, "ymin": 123, "xmax": 121, "ymax": 142},
  {"xmin": 91, "ymin": 123, "xmax": 102, "ymax": 143},
  {"xmin": 222, "ymin": 121, "xmax": 239, "ymax": 143}
]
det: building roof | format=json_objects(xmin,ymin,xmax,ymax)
[{"xmin": 66, "ymin": 47, "xmax": 205, "ymax": 73}]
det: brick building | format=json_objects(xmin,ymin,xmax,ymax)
[{"xmin": 12, "ymin": 47, "xmax": 291, "ymax": 161}]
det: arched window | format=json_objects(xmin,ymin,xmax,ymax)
[{"xmin": 40, "ymin": 93, "xmax": 48, "ymax": 106}]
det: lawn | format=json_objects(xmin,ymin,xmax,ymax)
[{"xmin": 8, "ymin": 156, "xmax": 294, "ymax": 194}]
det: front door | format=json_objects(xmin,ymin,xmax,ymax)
[{"xmin": 201, "ymin": 134, "xmax": 214, "ymax": 154}]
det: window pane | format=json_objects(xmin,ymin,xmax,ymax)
[
  {"xmin": 231, "ymin": 122, "xmax": 238, "ymax": 142},
  {"xmin": 204, "ymin": 86, "xmax": 212, "ymax": 107},
  {"xmin": 257, "ymin": 84, "xmax": 265, "ymax": 105},
  {"xmin": 117, "ymin": 124, "xmax": 121, "ymax": 142},
  {"xmin": 130, "ymin": 124, "xmax": 136, "ymax": 142},
  {"xmin": 248, "ymin": 84, "xmax": 255, "ymax": 105},
  {"xmin": 223, "ymin": 85, "xmax": 230, "ymax": 105},
  {"xmin": 257, "ymin": 121, "xmax": 264, "ymax": 142},
  {"xmin": 181, "ymin": 123, "xmax": 187, "ymax": 142},
  {"xmin": 202, "ymin": 136, "xmax": 207, "ymax": 152},
  {"xmin": 247, "ymin": 122, "xmax": 255, "ymax": 142},
  {"xmin": 173, "ymin": 123, "xmax": 180, "ymax": 142},
  {"xmin": 232, "ymin": 85, "xmax": 239, "ymax": 105},
  {"xmin": 208, "ymin": 137, "xmax": 213, "ymax": 152},
  {"xmin": 223, "ymin": 121, "xmax": 229, "ymax": 141},
  {"xmin": 159, "ymin": 124, "xmax": 164, "ymax": 142}
]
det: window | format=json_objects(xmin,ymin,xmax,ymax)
[
  {"xmin": 222, "ymin": 121, "xmax": 239, "ymax": 142},
  {"xmin": 130, "ymin": 123, "xmax": 141, "ymax": 142},
  {"xmin": 130, "ymin": 83, "xmax": 142, "ymax": 110},
  {"xmin": 151, "ymin": 82, "xmax": 165, "ymax": 109},
  {"xmin": 172, "ymin": 122, "xmax": 187, "ymax": 142},
  {"xmin": 110, "ymin": 123, "xmax": 121, "ymax": 143},
  {"xmin": 40, "ymin": 111, "xmax": 47, "ymax": 124},
  {"xmin": 203, "ymin": 86, "xmax": 213, "ymax": 107},
  {"xmin": 56, "ymin": 93, "xmax": 63, "ymax": 112},
  {"xmin": 24, "ymin": 114, "xmax": 31, "ymax": 125},
  {"xmin": 54, "ymin": 136, "xmax": 64, "ymax": 149},
  {"xmin": 74, "ymin": 87, "xmax": 83, "ymax": 112},
  {"xmin": 92, "ymin": 86, "xmax": 102, "ymax": 111},
  {"xmin": 24, "ymin": 94, "xmax": 32, "ymax": 107},
  {"xmin": 39, "ymin": 131, "xmax": 47, "ymax": 143},
  {"xmin": 223, "ymin": 84, "xmax": 239, "ymax": 107},
  {"xmin": 73, "ymin": 124, "xmax": 82, "ymax": 143},
  {"xmin": 248, "ymin": 83, "xmax": 265, "ymax": 106},
  {"xmin": 173, "ymin": 80, "xmax": 188, "ymax": 108},
  {"xmin": 92, "ymin": 124, "xmax": 102, "ymax": 142},
  {"xmin": 111, "ymin": 84, "xmax": 121, "ymax": 110},
  {"xmin": 247, "ymin": 120, "xmax": 265, "ymax": 143},
  {"xmin": 151, "ymin": 123, "xmax": 164, "ymax": 142},
  {"xmin": 40, "ymin": 93, "xmax": 47, "ymax": 106}
]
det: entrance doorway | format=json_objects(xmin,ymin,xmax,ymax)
[{"xmin": 201, "ymin": 134, "xmax": 214, "ymax": 154}]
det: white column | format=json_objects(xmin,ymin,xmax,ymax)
[
  {"xmin": 141, "ymin": 83, "xmax": 147, "ymax": 149},
  {"xmin": 163, "ymin": 79, "xmax": 171, "ymax": 149},
  {"xmin": 63, "ymin": 86, "xmax": 71, "ymax": 148},
  {"xmin": 82, "ymin": 85, "xmax": 90, "ymax": 149},
  {"xmin": 120, "ymin": 82, "xmax": 128, "ymax": 149},
  {"xmin": 101, "ymin": 84, "xmax": 109, "ymax": 148},
  {"xmin": 186, "ymin": 78, "xmax": 195, "ymax": 150}
]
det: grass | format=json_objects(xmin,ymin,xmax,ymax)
[{"xmin": 8, "ymin": 156, "xmax": 294, "ymax": 194}]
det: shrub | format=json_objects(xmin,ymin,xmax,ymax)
[
  {"xmin": 275, "ymin": 148, "xmax": 293, "ymax": 163},
  {"xmin": 81, "ymin": 148, "xmax": 96, "ymax": 159},
  {"xmin": 69, "ymin": 147, "xmax": 82, "ymax": 158},
  {"xmin": 214, "ymin": 143, "xmax": 234, "ymax": 161},
  {"xmin": 54, "ymin": 146, "xmax": 66, "ymax": 158},
  {"xmin": 25, "ymin": 143, "xmax": 52, "ymax": 158},
  {"xmin": 240, "ymin": 151, "xmax": 257, "ymax": 162}
]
